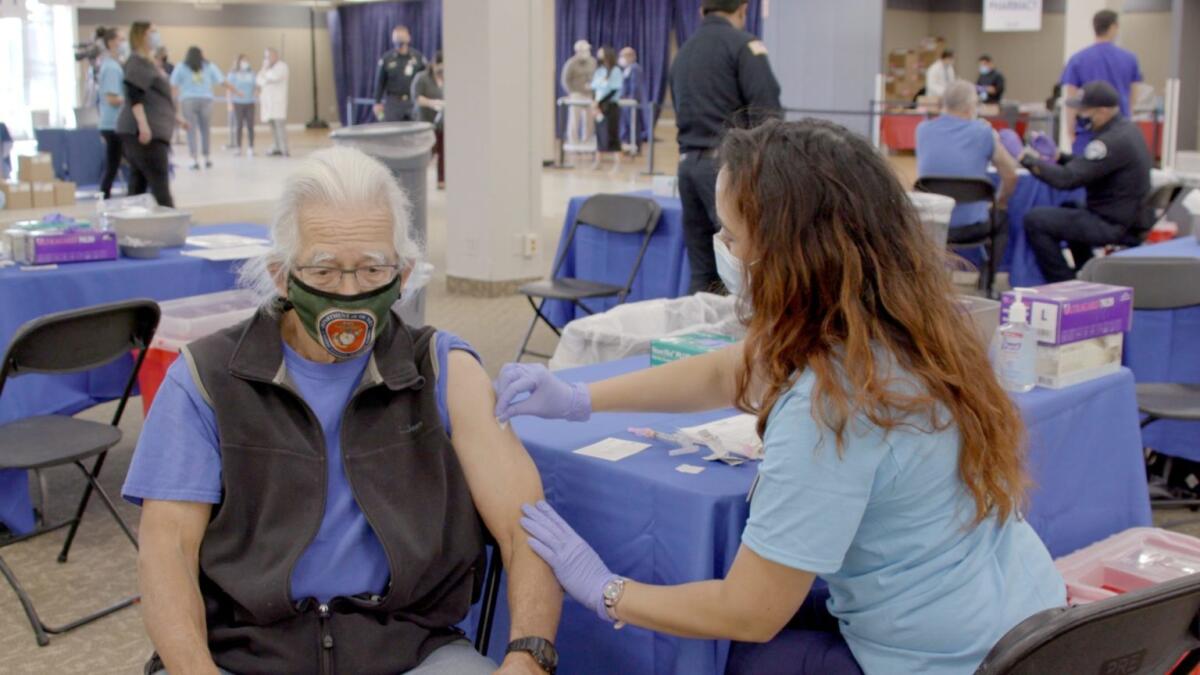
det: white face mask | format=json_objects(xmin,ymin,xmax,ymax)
[
  {"xmin": 713, "ymin": 234, "xmax": 745, "ymax": 298},
  {"xmin": 618, "ymin": 57, "xmax": 629, "ymax": 69}
]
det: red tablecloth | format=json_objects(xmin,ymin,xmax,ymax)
[
  {"xmin": 880, "ymin": 113, "xmax": 924, "ymax": 151},
  {"xmin": 1136, "ymin": 119, "xmax": 1163, "ymax": 160}
]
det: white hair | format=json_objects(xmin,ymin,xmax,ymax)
[
  {"xmin": 574, "ymin": 39, "xmax": 591, "ymax": 54},
  {"xmin": 943, "ymin": 80, "xmax": 978, "ymax": 115},
  {"xmin": 238, "ymin": 146, "xmax": 421, "ymax": 313}
]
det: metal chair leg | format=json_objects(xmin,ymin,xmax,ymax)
[
  {"xmin": 58, "ymin": 452, "xmax": 110, "ymax": 563},
  {"xmin": 514, "ymin": 312, "xmax": 540, "ymax": 363},
  {"xmin": 474, "ymin": 544, "xmax": 504, "ymax": 656},
  {"xmin": 69, "ymin": 459, "xmax": 138, "ymax": 550},
  {"xmin": 0, "ymin": 553, "xmax": 51, "ymax": 646}
]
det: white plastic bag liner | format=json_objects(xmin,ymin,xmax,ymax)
[
  {"xmin": 96, "ymin": 193, "xmax": 158, "ymax": 229},
  {"xmin": 330, "ymin": 122, "xmax": 436, "ymax": 161},
  {"xmin": 549, "ymin": 292, "xmax": 744, "ymax": 371},
  {"xmin": 393, "ymin": 261, "xmax": 434, "ymax": 327},
  {"xmin": 907, "ymin": 191, "xmax": 955, "ymax": 249}
]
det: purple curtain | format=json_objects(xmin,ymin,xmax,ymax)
[
  {"xmin": 329, "ymin": 0, "xmax": 442, "ymax": 126},
  {"xmin": 555, "ymin": 0, "xmax": 674, "ymax": 139},
  {"xmin": 673, "ymin": 0, "xmax": 765, "ymax": 44}
]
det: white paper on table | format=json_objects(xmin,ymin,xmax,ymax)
[
  {"xmin": 574, "ymin": 438, "xmax": 650, "ymax": 462},
  {"xmin": 679, "ymin": 414, "xmax": 763, "ymax": 461},
  {"xmin": 675, "ymin": 464, "xmax": 705, "ymax": 475},
  {"xmin": 182, "ymin": 245, "xmax": 273, "ymax": 261},
  {"xmin": 185, "ymin": 234, "xmax": 270, "ymax": 249}
]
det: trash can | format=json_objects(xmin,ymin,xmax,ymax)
[
  {"xmin": 330, "ymin": 121, "xmax": 437, "ymax": 325},
  {"xmin": 330, "ymin": 121, "xmax": 436, "ymax": 246},
  {"xmin": 907, "ymin": 191, "xmax": 955, "ymax": 249}
]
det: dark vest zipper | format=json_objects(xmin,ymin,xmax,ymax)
[{"xmin": 318, "ymin": 602, "xmax": 334, "ymax": 675}]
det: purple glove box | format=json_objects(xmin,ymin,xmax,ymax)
[
  {"xmin": 8, "ymin": 228, "xmax": 118, "ymax": 265},
  {"xmin": 1000, "ymin": 281, "xmax": 1134, "ymax": 345}
]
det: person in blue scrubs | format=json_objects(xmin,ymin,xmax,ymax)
[
  {"xmin": 1060, "ymin": 9, "xmax": 1143, "ymax": 156},
  {"xmin": 495, "ymin": 119, "xmax": 1066, "ymax": 675},
  {"xmin": 170, "ymin": 46, "xmax": 235, "ymax": 170},
  {"xmin": 96, "ymin": 26, "xmax": 127, "ymax": 199}
]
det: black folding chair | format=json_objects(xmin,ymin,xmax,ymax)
[
  {"xmin": 975, "ymin": 571, "xmax": 1200, "ymax": 674},
  {"xmin": 473, "ymin": 532, "xmax": 505, "ymax": 656},
  {"xmin": 1108, "ymin": 183, "xmax": 1185, "ymax": 252},
  {"xmin": 0, "ymin": 298, "xmax": 160, "ymax": 646},
  {"xmin": 515, "ymin": 194, "xmax": 662, "ymax": 362},
  {"xmin": 1080, "ymin": 256, "xmax": 1200, "ymax": 508},
  {"xmin": 914, "ymin": 176, "xmax": 1001, "ymax": 297}
]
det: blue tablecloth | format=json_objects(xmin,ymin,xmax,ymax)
[
  {"xmin": 969, "ymin": 172, "xmax": 1085, "ymax": 287},
  {"xmin": 0, "ymin": 223, "xmax": 268, "ymax": 534},
  {"xmin": 471, "ymin": 357, "xmax": 1150, "ymax": 675},
  {"xmin": 34, "ymin": 127, "xmax": 106, "ymax": 187},
  {"xmin": 1113, "ymin": 237, "xmax": 1200, "ymax": 461},
  {"xmin": 542, "ymin": 191, "xmax": 688, "ymax": 327}
]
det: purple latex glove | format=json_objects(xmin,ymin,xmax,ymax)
[
  {"xmin": 997, "ymin": 128, "xmax": 1024, "ymax": 159},
  {"xmin": 521, "ymin": 501, "xmax": 617, "ymax": 622},
  {"xmin": 1030, "ymin": 133, "xmax": 1058, "ymax": 162},
  {"xmin": 493, "ymin": 363, "xmax": 592, "ymax": 424}
]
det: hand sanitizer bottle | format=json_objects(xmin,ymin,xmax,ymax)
[{"xmin": 993, "ymin": 289, "xmax": 1037, "ymax": 393}]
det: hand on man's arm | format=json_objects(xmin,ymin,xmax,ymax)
[
  {"xmin": 138, "ymin": 499, "xmax": 220, "ymax": 675},
  {"xmin": 447, "ymin": 351, "xmax": 563, "ymax": 673}
]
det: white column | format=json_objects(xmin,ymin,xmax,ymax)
[
  {"xmin": 443, "ymin": 0, "xmax": 547, "ymax": 295},
  {"xmin": 1063, "ymin": 0, "xmax": 1120, "ymax": 59}
]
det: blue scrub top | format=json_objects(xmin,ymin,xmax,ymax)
[
  {"xmin": 170, "ymin": 61, "xmax": 226, "ymax": 100},
  {"xmin": 228, "ymin": 69, "xmax": 256, "ymax": 104},
  {"xmin": 591, "ymin": 66, "xmax": 624, "ymax": 102},
  {"xmin": 741, "ymin": 365, "xmax": 1066, "ymax": 675},
  {"xmin": 97, "ymin": 55, "xmax": 124, "ymax": 131},
  {"xmin": 1061, "ymin": 42, "xmax": 1142, "ymax": 152}
]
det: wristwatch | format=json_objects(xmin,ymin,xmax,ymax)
[
  {"xmin": 506, "ymin": 636, "xmax": 558, "ymax": 674},
  {"xmin": 602, "ymin": 576, "xmax": 627, "ymax": 629}
]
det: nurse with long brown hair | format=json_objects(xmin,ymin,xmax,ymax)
[{"xmin": 494, "ymin": 118, "xmax": 1065, "ymax": 674}]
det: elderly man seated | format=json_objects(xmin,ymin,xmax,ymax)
[
  {"xmin": 916, "ymin": 79, "xmax": 1019, "ymax": 259},
  {"xmin": 122, "ymin": 147, "xmax": 562, "ymax": 675}
]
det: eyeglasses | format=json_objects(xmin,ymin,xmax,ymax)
[{"xmin": 295, "ymin": 264, "xmax": 400, "ymax": 292}]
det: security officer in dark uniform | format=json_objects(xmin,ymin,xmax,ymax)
[
  {"xmin": 373, "ymin": 25, "xmax": 426, "ymax": 122},
  {"xmin": 1021, "ymin": 81, "xmax": 1152, "ymax": 282},
  {"xmin": 669, "ymin": 0, "xmax": 781, "ymax": 294}
]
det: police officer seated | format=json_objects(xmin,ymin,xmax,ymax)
[
  {"xmin": 124, "ymin": 148, "xmax": 561, "ymax": 675},
  {"xmin": 1021, "ymin": 81, "xmax": 1151, "ymax": 282},
  {"xmin": 374, "ymin": 25, "xmax": 427, "ymax": 122}
]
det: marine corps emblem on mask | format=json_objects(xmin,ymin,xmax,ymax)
[{"xmin": 318, "ymin": 310, "xmax": 375, "ymax": 357}]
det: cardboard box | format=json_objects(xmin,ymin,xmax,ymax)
[
  {"xmin": 1, "ymin": 182, "xmax": 32, "ymax": 210},
  {"xmin": 53, "ymin": 181, "xmax": 76, "ymax": 206},
  {"xmin": 888, "ymin": 49, "xmax": 918, "ymax": 71},
  {"xmin": 978, "ymin": 103, "xmax": 1001, "ymax": 117},
  {"xmin": 18, "ymin": 153, "xmax": 54, "ymax": 183},
  {"xmin": 651, "ymin": 332, "xmax": 737, "ymax": 366},
  {"xmin": 31, "ymin": 182, "xmax": 55, "ymax": 208},
  {"xmin": 1036, "ymin": 334, "xmax": 1124, "ymax": 389},
  {"xmin": 1001, "ymin": 281, "xmax": 1135, "ymax": 345}
]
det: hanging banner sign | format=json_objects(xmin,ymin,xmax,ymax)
[{"xmin": 983, "ymin": 0, "xmax": 1042, "ymax": 32}]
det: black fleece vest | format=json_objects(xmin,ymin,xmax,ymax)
[{"xmin": 180, "ymin": 310, "xmax": 485, "ymax": 675}]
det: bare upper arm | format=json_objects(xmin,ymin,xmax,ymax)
[
  {"xmin": 446, "ymin": 351, "xmax": 545, "ymax": 548},
  {"xmin": 140, "ymin": 499, "xmax": 211, "ymax": 559},
  {"xmin": 723, "ymin": 544, "xmax": 815, "ymax": 641}
]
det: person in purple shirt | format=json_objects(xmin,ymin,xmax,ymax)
[
  {"xmin": 1060, "ymin": 9, "xmax": 1144, "ymax": 156},
  {"xmin": 124, "ymin": 147, "xmax": 562, "ymax": 675}
]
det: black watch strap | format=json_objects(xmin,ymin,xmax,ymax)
[{"xmin": 506, "ymin": 636, "xmax": 558, "ymax": 674}]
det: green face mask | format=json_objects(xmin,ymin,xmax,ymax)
[{"xmin": 285, "ymin": 275, "xmax": 402, "ymax": 360}]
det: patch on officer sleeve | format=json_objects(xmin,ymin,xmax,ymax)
[
  {"xmin": 1084, "ymin": 140, "xmax": 1108, "ymax": 161},
  {"xmin": 747, "ymin": 40, "xmax": 768, "ymax": 56}
]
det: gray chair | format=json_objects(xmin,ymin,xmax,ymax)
[
  {"xmin": 515, "ymin": 194, "xmax": 661, "ymax": 362},
  {"xmin": 974, "ymin": 571, "xmax": 1200, "ymax": 674},
  {"xmin": 914, "ymin": 176, "xmax": 1001, "ymax": 297},
  {"xmin": 1080, "ymin": 256, "xmax": 1200, "ymax": 506},
  {"xmin": 0, "ymin": 298, "xmax": 160, "ymax": 646}
]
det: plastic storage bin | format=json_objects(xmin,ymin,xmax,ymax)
[
  {"xmin": 1055, "ymin": 527, "xmax": 1200, "ymax": 605},
  {"xmin": 956, "ymin": 295, "xmax": 999, "ymax": 347},
  {"xmin": 137, "ymin": 290, "xmax": 259, "ymax": 413},
  {"xmin": 549, "ymin": 293, "xmax": 743, "ymax": 370}
]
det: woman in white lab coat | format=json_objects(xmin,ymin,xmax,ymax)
[{"xmin": 256, "ymin": 47, "xmax": 289, "ymax": 156}]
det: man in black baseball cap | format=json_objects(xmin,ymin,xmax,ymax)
[{"xmin": 1019, "ymin": 80, "xmax": 1152, "ymax": 282}]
